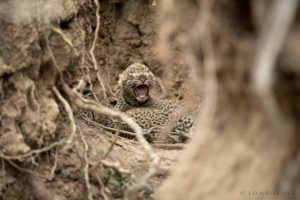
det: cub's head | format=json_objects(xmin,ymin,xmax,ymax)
[{"xmin": 118, "ymin": 63, "xmax": 155, "ymax": 105}]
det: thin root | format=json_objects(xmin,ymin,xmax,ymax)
[{"xmin": 78, "ymin": 128, "xmax": 93, "ymax": 200}]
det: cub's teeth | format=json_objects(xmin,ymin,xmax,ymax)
[{"xmin": 135, "ymin": 85, "xmax": 148, "ymax": 98}]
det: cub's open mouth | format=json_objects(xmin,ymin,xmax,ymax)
[{"xmin": 133, "ymin": 85, "xmax": 148, "ymax": 101}]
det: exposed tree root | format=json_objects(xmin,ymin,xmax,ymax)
[
  {"xmin": 78, "ymin": 128, "xmax": 93, "ymax": 200},
  {"xmin": 47, "ymin": 16, "xmax": 160, "ymax": 198},
  {"xmin": 62, "ymin": 82, "xmax": 160, "ymax": 199}
]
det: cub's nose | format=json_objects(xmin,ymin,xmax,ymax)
[{"xmin": 139, "ymin": 75, "xmax": 146, "ymax": 83}]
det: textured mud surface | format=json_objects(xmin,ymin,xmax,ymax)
[
  {"xmin": 0, "ymin": 1, "xmax": 191, "ymax": 199},
  {"xmin": 4, "ymin": 0, "xmax": 300, "ymax": 199}
]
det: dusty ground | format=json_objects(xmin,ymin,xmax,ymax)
[
  {"xmin": 1, "ymin": 0, "xmax": 300, "ymax": 199},
  {"xmin": 0, "ymin": 0, "xmax": 195, "ymax": 199}
]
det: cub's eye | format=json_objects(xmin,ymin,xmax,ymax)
[
  {"xmin": 147, "ymin": 75, "xmax": 153, "ymax": 80},
  {"xmin": 128, "ymin": 75, "xmax": 134, "ymax": 80}
]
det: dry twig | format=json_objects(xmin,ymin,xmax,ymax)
[
  {"xmin": 50, "ymin": 25, "xmax": 78, "ymax": 56},
  {"xmin": 78, "ymin": 128, "xmax": 93, "ymax": 200},
  {"xmin": 48, "ymin": 147, "xmax": 59, "ymax": 181},
  {"xmin": 100, "ymin": 159, "xmax": 131, "ymax": 175},
  {"xmin": 90, "ymin": 0, "xmax": 101, "ymax": 60},
  {"xmin": 152, "ymin": 143, "xmax": 185, "ymax": 150},
  {"xmin": 103, "ymin": 125, "xmax": 121, "ymax": 159},
  {"xmin": 89, "ymin": 0, "xmax": 117, "ymax": 103},
  {"xmin": 82, "ymin": 61, "xmax": 99, "ymax": 102},
  {"xmin": 0, "ymin": 141, "xmax": 63, "ymax": 160},
  {"xmin": 89, "ymin": 0, "xmax": 108, "ymax": 101},
  {"xmin": 81, "ymin": 115, "xmax": 137, "ymax": 137},
  {"xmin": 53, "ymin": 86, "xmax": 77, "ymax": 145}
]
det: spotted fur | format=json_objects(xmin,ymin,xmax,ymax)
[{"xmin": 113, "ymin": 63, "xmax": 194, "ymax": 143}]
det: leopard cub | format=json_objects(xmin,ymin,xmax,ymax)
[{"xmin": 112, "ymin": 63, "xmax": 194, "ymax": 143}]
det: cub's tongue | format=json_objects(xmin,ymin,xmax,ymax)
[{"xmin": 135, "ymin": 85, "xmax": 148, "ymax": 98}]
